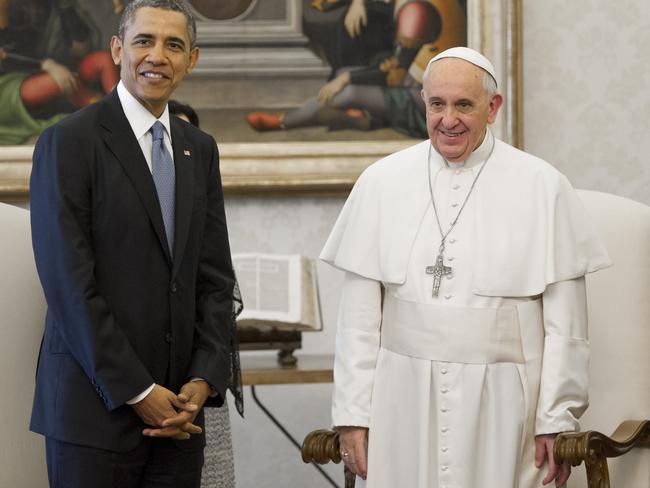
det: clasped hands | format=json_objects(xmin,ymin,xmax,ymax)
[{"xmin": 132, "ymin": 381, "xmax": 211, "ymax": 441}]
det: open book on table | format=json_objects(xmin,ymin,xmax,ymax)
[{"xmin": 233, "ymin": 253, "xmax": 323, "ymax": 332}]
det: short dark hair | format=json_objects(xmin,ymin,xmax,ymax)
[
  {"xmin": 118, "ymin": 0, "xmax": 197, "ymax": 48},
  {"xmin": 169, "ymin": 100, "xmax": 200, "ymax": 128}
]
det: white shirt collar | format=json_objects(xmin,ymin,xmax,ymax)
[
  {"xmin": 442, "ymin": 128, "xmax": 494, "ymax": 170},
  {"xmin": 117, "ymin": 81, "xmax": 171, "ymax": 141},
  {"xmin": 463, "ymin": 128, "xmax": 494, "ymax": 168}
]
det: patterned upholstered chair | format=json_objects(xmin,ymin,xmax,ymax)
[
  {"xmin": 302, "ymin": 190, "xmax": 650, "ymax": 488},
  {"xmin": 0, "ymin": 203, "xmax": 48, "ymax": 487}
]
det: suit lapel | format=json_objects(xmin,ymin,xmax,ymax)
[
  {"xmin": 98, "ymin": 91, "xmax": 172, "ymax": 265},
  {"xmin": 170, "ymin": 117, "xmax": 194, "ymax": 278}
]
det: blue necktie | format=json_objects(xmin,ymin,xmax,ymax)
[{"xmin": 151, "ymin": 121, "xmax": 175, "ymax": 256}]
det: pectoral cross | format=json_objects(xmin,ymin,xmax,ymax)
[{"xmin": 426, "ymin": 254, "xmax": 452, "ymax": 297}]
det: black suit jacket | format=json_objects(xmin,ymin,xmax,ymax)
[{"xmin": 29, "ymin": 90, "xmax": 235, "ymax": 452}]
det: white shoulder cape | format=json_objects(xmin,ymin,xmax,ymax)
[{"xmin": 320, "ymin": 137, "xmax": 611, "ymax": 296}]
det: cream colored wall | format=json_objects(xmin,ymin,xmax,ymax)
[{"xmin": 523, "ymin": 0, "xmax": 650, "ymax": 205}]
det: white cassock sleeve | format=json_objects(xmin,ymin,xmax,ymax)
[
  {"xmin": 536, "ymin": 276, "xmax": 589, "ymax": 434},
  {"xmin": 331, "ymin": 272, "xmax": 383, "ymax": 428}
]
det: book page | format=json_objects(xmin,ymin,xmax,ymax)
[{"xmin": 233, "ymin": 253, "xmax": 322, "ymax": 331}]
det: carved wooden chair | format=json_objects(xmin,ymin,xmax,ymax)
[
  {"xmin": 301, "ymin": 190, "xmax": 650, "ymax": 488},
  {"xmin": 0, "ymin": 203, "xmax": 48, "ymax": 487}
]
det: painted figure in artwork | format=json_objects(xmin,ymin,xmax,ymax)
[
  {"xmin": 248, "ymin": 0, "xmax": 466, "ymax": 138},
  {"xmin": 302, "ymin": 0, "xmax": 396, "ymax": 79},
  {"xmin": 0, "ymin": 0, "xmax": 119, "ymax": 144}
]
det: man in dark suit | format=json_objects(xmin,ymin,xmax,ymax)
[{"xmin": 29, "ymin": 1, "xmax": 235, "ymax": 486}]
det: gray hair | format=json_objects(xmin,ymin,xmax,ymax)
[
  {"xmin": 118, "ymin": 0, "xmax": 197, "ymax": 48},
  {"xmin": 422, "ymin": 59, "xmax": 498, "ymax": 97}
]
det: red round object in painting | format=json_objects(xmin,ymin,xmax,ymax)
[{"xmin": 396, "ymin": 1, "xmax": 442, "ymax": 44}]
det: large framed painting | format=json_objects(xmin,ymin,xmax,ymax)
[{"xmin": 0, "ymin": 0, "xmax": 521, "ymax": 200}]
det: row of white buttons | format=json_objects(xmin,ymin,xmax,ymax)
[
  {"xmin": 441, "ymin": 170, "xmax": 463, "ymax": 481},
  {"xmin": 440, "ymin": 364, "xmax": 452, "ymax": 473}
]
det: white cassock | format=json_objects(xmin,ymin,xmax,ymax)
[{"xmin": 321, "ymin": 130, "xmax": 611, "ymax": 488}]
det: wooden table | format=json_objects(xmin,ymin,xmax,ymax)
[
  {"xmin": 241, "ymin": 353, "xmax": 333, "ymax": 386},
  {"xmin": 240, "ymin": 353, "xmax": 339, "ymax": 488}
]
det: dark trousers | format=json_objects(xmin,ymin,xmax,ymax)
[{"xmin": 46, "ymin": 437, "xmax": 204, "ymax": 488}]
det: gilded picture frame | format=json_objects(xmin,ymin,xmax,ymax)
[{"xmin": 0, "ymin": 0, "xmax": 521, "ymax": 200}]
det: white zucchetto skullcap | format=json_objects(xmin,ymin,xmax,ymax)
[{"xmin": 427, "ymin": 47, "xmax": 497, "ymax": 86}]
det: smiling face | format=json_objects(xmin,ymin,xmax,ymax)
[
  {"xmin": 110, "ymin": 6, "xmax": 198, "ymax": 117},
  {"xmin": 421, "ymin": 58, "xmax": 502, "ymax": 162}
]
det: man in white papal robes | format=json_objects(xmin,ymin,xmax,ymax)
[{"xmin": 320, "ymin": 47, "xmax": 611, "ymax": 488}]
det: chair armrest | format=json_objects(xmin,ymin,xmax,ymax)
[
  {"xmin": 554, "ymin": 420, "xmax": 650, "ymax": 488},
  {"xmin": 302, "ymin": 429, "xmax": 343, "ymax": 464},
  {"xmin": 302, "ymin": 429, "xmax": 356, "ymax": 488}
]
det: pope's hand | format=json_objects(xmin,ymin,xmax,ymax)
[
  {"xmin": 339, "ymin": 426, "xmax": 369, "ymax": 480},
  {"xmin": 535, "ymin": 433, "xmax": 571, "ymax": 487}
]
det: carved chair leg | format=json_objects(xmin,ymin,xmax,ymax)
[
  {"xmin": 344, "ymin": 467, "xmax": 356, "ymax": 488},
  {"xmin": 585, "ymin": 450, "xmax": 610, "ymax": 488}
]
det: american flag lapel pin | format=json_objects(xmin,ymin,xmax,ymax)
[{"xmin": 184, "ymin": 149, "xmax": 191, "ymax": 156}]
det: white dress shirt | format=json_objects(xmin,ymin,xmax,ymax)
[{"xmin": 117, "ymin": 80, "xmax": 174, "ymax": 173}]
